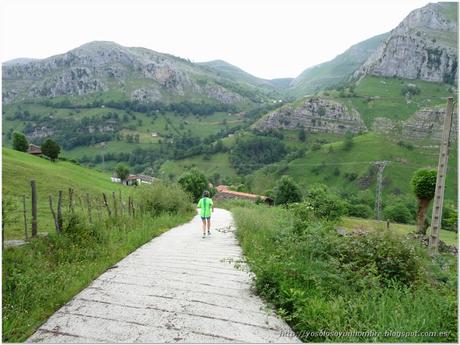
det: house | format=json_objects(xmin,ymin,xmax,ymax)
[
  {"xmin": 125, "ymin": 175, "xmax": 139, "ymax": 186},
  {"xmin": 27, "ymin": 144, "xmax": 42, "ymax": 156},
  {"xmin": 137, "ymin": 175, "xmax": 156, "ymax": 184},
  {"xmin": 214, "ymin": 185, "xmax": 273, "ymax": 205},
  {"xmin": 111, "ymin": 174, "xmax": 157, "ymax": 186}
]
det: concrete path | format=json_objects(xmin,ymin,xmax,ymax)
[{"xmin": 27, "ymin": 209, "xmax": 300, "ymax": 343}]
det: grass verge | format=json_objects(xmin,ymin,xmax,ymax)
[
  {"xmin": 3, "ymin": 194, "xmax": 194, "ymax": 342},
  {"xmin": 224, "ymin": 201, "xmax": 457, "ymax": 342}
]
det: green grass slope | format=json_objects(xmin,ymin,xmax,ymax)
[
  {"xmin": 2, "ymin": 148, "xmax": 126, "ymax": 239},
  {"xmin": 335, "ymin": 75, "xmax": 457, "ymax": 127},
  {"xmin": 247, "ymin": 132, "xmax": 457, "ymax": 202},
  {"xmin": 289, "ymin": 33, "xmax": 389, "ymax": 97}
]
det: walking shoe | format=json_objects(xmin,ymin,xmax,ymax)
[
  {"xmin": 207, "ymin": 231, "xmax": 211, "ymax": 236},
  {"xmin": 202, "ymin": 234, "xmax": 206, "ymax": 239}
]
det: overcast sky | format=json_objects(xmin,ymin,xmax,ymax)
[{"xmin": 2, "ymin": 0, "xmax": 431, "ymax": 79}]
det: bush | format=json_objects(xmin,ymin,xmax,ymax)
[
  {"xmin": 442, "ymin": 203, "xmax": 458, "ymax": 232},
  {"xmin": 347, "ymin": 204, "xmax": 373, "ymax": 218},
  {"xmin": 335, "ymin": 230, "xmax": 427, "ymax": 287},
  {"xmin": 306, "ymin": 184, "xmax": 346, "ymax": 221},
  {"xmin": 342, "ymin": 132, "xmax": 354, "ymax": 151},
  {"xmin": 177, "ymin": 168, "xmax": 208, "ymax": 202},
  {"xmin": 230, "ymin": 205, "xmax": 456, "ymax": 342},
  {"xmin": 138, "ymin": 182, "xmax": 193, "ymax": 216},
  {"xmin": 273, "ymin": 176, "xmax": 303, "ymax": 205},
  {"xmin": 383, "ymin": 204, "xmax": 412, "ymax": 224}
]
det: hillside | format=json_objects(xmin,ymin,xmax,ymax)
[
  {"xmin": 2, "ymin": 148, "xmax": 126, "ymax": 239},
  {"xmin": 199, "ymin": 59, "xmax": 290, "ymax": 94},
  {"xmin": 355, "ymin": 2, "xmax": 458, "ymax": 84},
  {"xmin": 288, "ymin": 33, "xmax": 389, "ymax": 97},
  {"xmin": 2, "ymin": 41, "xmax": 272, "ymax": 105},
  {"xmin": 247, "ymin": 132, "xmax": 457, "ymax": 200}
]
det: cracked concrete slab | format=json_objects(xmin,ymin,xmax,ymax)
[{"xmin": 27, "ymin": 208, "xmax": 300, "ymax": 343}]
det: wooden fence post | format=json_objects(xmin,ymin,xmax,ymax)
[
  {"xmin": 69, "ymin": 188, "xmax": 74, "ymax": 213},
  {"xmin": 128, "ymin": 196, "xmax": 132, "ymax": 217},
  {"xmin": 102, "ymin": 193, "xmax": 112, "ymax": 217},
  {"xmin": 119, "ymin": 191, "xmax": 123, "ymax": 217},
  {"xmin": 386, "ymin": 219, "xmax": 390, "ymax": 231},
  {"xmin": 112, "ymin": 192, "xmax": 118, "ymax": 218},
  {"xmin": 31, "ymin": 180, "xmax": 37, "ymax": 237},
  {"xmin": 57, "ymin": 191, "xmax": 63, "ymax": 230},
  {"xmin": 23, "ymin": 195, "xmax": 28, "ymax": 241},
  {"xmin": 86, "ymin": 193, "xmax": 92, "ymax": 224},
  {"xmin": 49, "ymin": 195, "xmax": 60, "ymax": 233}
]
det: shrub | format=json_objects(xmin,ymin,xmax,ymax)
[
  {"xmin": 138, "ymin": 182, "xmax": 193, "ymax": 216},
  {"xmin": 401, "ymin": 84, "xmax": 421, "ymax": 96},
  {"xmin": 342, "ymin": 131, "xmax": 354, "ymax": 151},
  {"xmin": 273, "ymin": 176, "xmax": 303, "ymax": 205},
  {"xmin": 442, "ymin": 203, "xmax": 458, "ymax": 232},
  {"xmin": 177, "ymin": 168, "xmax": 208, "ymax": 202},
  {"xmin": 306, "ymin": 184, "xmax": 346, "ymax": 221},
  {"xmin": 344, "ymin": 172, "xmax": 358, "ymax": 181},
  {"xmin": 383, "ymin": 204, "xmax": 412, "ymax": 224},
  {"xmin": 347, "ymin": 204, "xmax": 373, "ymax": 218}
]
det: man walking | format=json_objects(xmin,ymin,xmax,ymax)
[{"xmin": 197, "ymin": 191, "xmax": 214, "ymax": 238}]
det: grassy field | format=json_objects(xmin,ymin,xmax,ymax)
[
  {"xmin": 2, "ymin": 103, "xmax": 244, "ymax": 164},
  {"xmin": 160, "ymin": 152, "xmax": 238, "ymax": 180},
  {"xmin": 227, "ymin": 202, "xmax": 457, "ymax": 342},
  {"xmin": 329, "ymin": 76, "xmax": 456, "ymax": 127},
  {"xmin": 341, "ymin": 217, "xmax": 457, "ymax": 246},
  {"xmin": 2, "ymin": 148, "xmax": 128, "ymax": 239},
  {"xmin": 247, "ymin": 132, "xmax": 458, "ymax": 202},
  {"xmin": 2, "ymin": 149, "xmax": 196, "ymax": 341}
]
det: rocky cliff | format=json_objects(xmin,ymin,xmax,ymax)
[
  {"xmin": 253, "ymin": 97, "xmax": 367, "ymax": 134},
  {"xmin": 355, "ymin": 2, "xmax": 458, "ymax": 84},
  {"xmin": 372, "ymin": 104, "xmax": 458, "ymax": 142},
  {"xmin": 402, "ymin": 105, "xmax": 458, "ymax": 141},
  {"xmin": 2, "ymin": 41, "xmax": 257, "ymax": 105}
]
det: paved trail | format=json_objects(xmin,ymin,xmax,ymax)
[{"xmin": 28, "ymin": 209, "xmax": 300, "ymax": 343}]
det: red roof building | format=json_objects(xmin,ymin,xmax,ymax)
[{"xmin": 27, "ymin": 144, "xmax": 42, "ymax": 156}]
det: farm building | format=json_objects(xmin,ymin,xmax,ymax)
[
  {"xmin": 27, "ymin": 144, "xmax": 42, "ymax": 156},
  {"xmin": 214, "ymin": 185, "xmax": 273, "ymax": 205}
]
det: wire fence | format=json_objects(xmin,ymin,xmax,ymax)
[{"xmin": 3, "ymin": 183, "xmax": 138, "ymax": 244}]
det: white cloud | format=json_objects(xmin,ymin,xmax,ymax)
[{"xmin": 1, "ymin": 0, "xmax": 430, "ymax": 79}]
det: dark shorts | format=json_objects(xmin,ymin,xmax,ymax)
[{"xmin": 201, "ymin": 216, "xmax": 210, "ymax": 220}]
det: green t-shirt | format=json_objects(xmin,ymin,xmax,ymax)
[{"xmin": 197, "ymin": 197, "xmax": 213, "ymax": 217}]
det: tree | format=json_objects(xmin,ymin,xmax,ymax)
[
  {"xmin": 115, "ymin": 163, "xmax": 130, "ymax": 182},
  {"xmin": 177, "ymin": 168, "xmax": 208, "ymax": 202},
  {"xmin": 342, "ymin": 131, "xmax": 354, "ymax": 151},
  {"xmin": 306, "ymin": 184, "xmax": 346, "ymax": 221},
  {"xmin": 298, "ymin": 128, "xmax": 306, "ymax": 142},
  {"xmin": 273, "ymin": 176, "xmax": 302, "ymax": 205},
  {"xmin": 411, "ymin": 169, "xmax": 437, "ymax": 235},
  {"xmin": 12, "ymin": 132, "xmax": 28, "ymax": 152},
  {"xmin": 41, "ymin": 139, "xmax": 60, "ymax": 161}
]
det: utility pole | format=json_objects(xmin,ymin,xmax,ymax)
[
  {"xmin": 429, "ymin": 97, "xmax": 455, "ymax": 255},
  {"xmin": 374, "ymin": 161, "xmax": 389, "ymax": 220}
]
